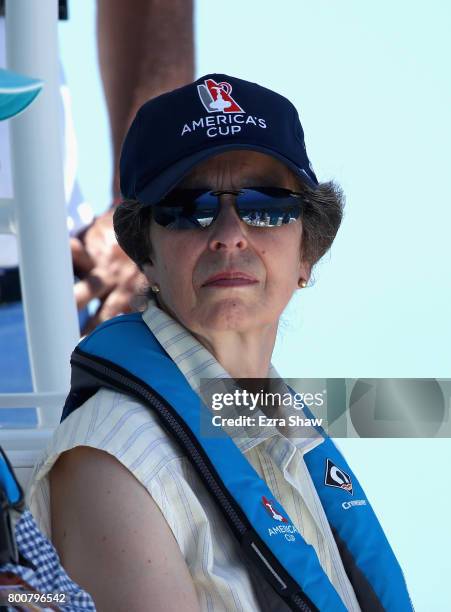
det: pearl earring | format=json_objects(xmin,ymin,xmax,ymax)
[
  {"xmin": 151, "ymin": 284, "xmax": 160, "ymax": 293},
  {"xmin": 298, "ymin": 279, "xmax": 307, "ymax": 288}
]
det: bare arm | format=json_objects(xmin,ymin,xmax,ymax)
[{"xmin": 50, "ymin": 446, "xmax": 200, "ymax": 612}]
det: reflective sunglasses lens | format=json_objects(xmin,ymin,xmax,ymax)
[
  {"xmin": 240, "ymin": 208, "xmax": 300, "ymax": 227},
  {"xmin": 153, "ymin": 209, "xmax": 213, "ymax": 229},
  {"xmin": 154, "ymin": 188, "xmax": 302, "ymax": 229},
  {"xmin": 236, "ymin": 188, "xmax": 302, "ymax": 227},
  {"xmin": 154, "ymin": 191, "xmax": 217, "ymax": 229}
]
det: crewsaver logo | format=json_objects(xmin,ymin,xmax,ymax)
[
  {"xmin": 197, "ymin": 78, "xmax": 244, "ymax": 113},
  {"xmin": 262, "ymin": 496, "xmax": 288, "ymax": 523},
  {"xmin": 324, "ymin": 458, "xmax": 353, "ymax": 495}
]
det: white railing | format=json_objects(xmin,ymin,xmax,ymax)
[{"xmin": 0, "ymin": 0, "xmax": 79, "ymax": 450}]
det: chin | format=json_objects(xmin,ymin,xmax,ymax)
[{"xmin": 198, "ymin": 298, "xmax": 257, "ymax": 331}]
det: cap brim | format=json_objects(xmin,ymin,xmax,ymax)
[
  {"xmin": 0, "ymin": 69, "xmax": 43, "ymax": 120},
  {"xmin": 136, "ymin": 143, "xmax": 318, "ymax": 206}
]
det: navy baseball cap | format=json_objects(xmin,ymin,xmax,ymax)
[{"xmin": 120, "ymin": 73, "xmax": 319, "ymax": 206}]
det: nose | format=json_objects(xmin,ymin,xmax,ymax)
[{"xmin": 207, "ymin": 195, "xmax": 249, "ymax": 252}]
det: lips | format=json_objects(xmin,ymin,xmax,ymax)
[{"xmin": 202, "ymin": 271, "xmax": 259, "ymax": 287}]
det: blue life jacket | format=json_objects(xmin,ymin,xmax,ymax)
[
  {"xmin": 0, "ymin": 447, "xmax": 23, "ymax": 568},
  {"xmin": 62, "ymin": 313, "xmax": 413, "ymax": 612}
]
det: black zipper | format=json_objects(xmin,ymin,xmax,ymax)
[{"xmin": 71, "ymin": 349, "xmax": 316, "ymax": 612}]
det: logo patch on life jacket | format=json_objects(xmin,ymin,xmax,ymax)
[
  {"xmin": 197, "ymin": 78, "xmax": 244, "ymax": 113},
  {"xmin": 261, "ymin": 496, "xmax": 288, "ymax": 522},
  {"xmin": 324, "ymin": 458, "xmax": 353, "ymax": 495}
]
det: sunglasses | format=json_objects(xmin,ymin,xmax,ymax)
[{"xmin": 152, "ymin": 187, "xmax": 305, "ymax": 230}]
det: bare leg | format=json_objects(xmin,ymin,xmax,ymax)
[{"xmin": 97, "ymin": 0, "xmax": 195, "ymax": 200}]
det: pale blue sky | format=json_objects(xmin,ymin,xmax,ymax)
[{"xmin": 59, "ymin": 2, "xmax": 451, "ymax": 609}]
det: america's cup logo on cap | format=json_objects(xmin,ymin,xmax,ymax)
[
  {"xmin": 180, "ymin": 75, "xmax": 267, "ymax": 138},
  {"xmin": 197, "ymin": 78, "xmax": 244, "ymax": 113}
]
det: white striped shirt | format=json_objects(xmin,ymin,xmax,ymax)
[{"xmin": 28, "ymin": 303, "xmax": 361, "ymax": 611}]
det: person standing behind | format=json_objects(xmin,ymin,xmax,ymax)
[
  {"xmin": 0, "ymin": 0, "xmax": 194, "ymax": 400},
  {"xmin": 77, "ymin": 0, "xmax": 195, "ymax": 331}
]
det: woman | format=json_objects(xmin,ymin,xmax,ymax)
[{"xmin": 28, "ymin": 74, "xmax": 412, "ymax": 612}]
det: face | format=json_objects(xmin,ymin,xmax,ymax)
[{"xmin": 143, "ymin": 150, "xmax": 310, "ymax": 337}]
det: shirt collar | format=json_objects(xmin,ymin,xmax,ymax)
[{"xmin": 142, "ymin": 302, "xmax": 324, "ymax": 456}]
